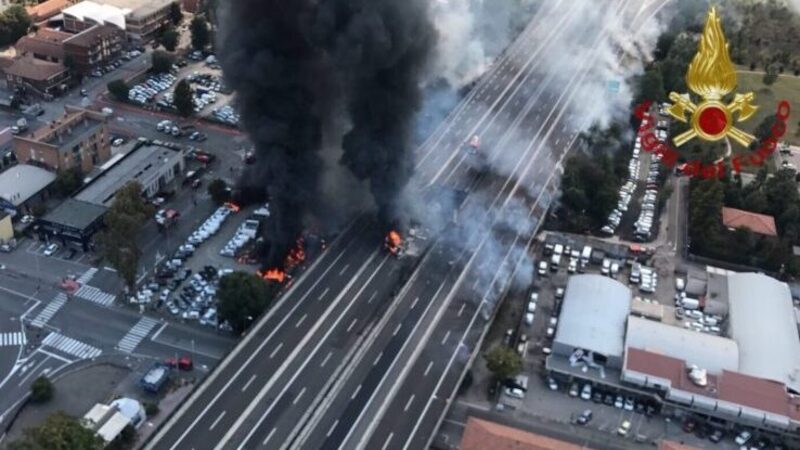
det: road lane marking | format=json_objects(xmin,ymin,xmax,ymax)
[
  {"xmin": 320, "ymin": 351, "xmax": 332, "ymax": 367},
  {"xmin": 392, "ymin": 323, "xmax": 402, "ymax": 336},
  {"xmin": 326, "ymin": 420, "xmax": 339, "ymax": 438},
  {"xmin": 424, "ymin": 361, "xmax": 433, "ymax": 377},
  {"xmin": 346, "ymin": 318, "xmax": 358, "ymax": 333},
  {"xmin": 293, "ymin": 387, "xmax": 306, "ymax": 405},
  {"xmin": 339, "ymin": 264, "xmax": 350, "ymax": 276},
  {"xmin": 262, "ymin": 427, "xmax": 276, "ymax": 446},
  {"xmin": 242, "ymin": 374, "xmax": 257, "ymax": 392},
  {"xmin": 404, "ymin": 395, "xmax": 415, "ymax": 412},
  {"xmin": 373, "ymin": 352, "xmax": 382, "ymax": 366},
  {"xmin": 410, "ymin": 297, "xmax": 419, "ymax": 310},
  {"xmin": 209, "ymin": 411, "xmax": 226, "ymax": 431},
  {"xmin": 367, "ymin": 290, "xmax": 378, "ymax": 304},
  {"xmin": 17, "ymin": 356, "xmax": 49, "ymax": 387},
  {"xmin": 457, "ymin": 303, "xmax": 466, "ymax": 317},
  {"xmin": 381, "ymin": 432, "xmax": 394, "ymax": 450},
  {"xmin": 351, "ymin": 384, "xmax": 362, "ymax": 400},
  {"xmin": 441, "ymin": 331, "xmax": 450, "ymax": 346},
  {"xmin": 269, "ymin": 343, "xmax": 283, "ymax": 359},
  {"xmin": 318, "ymin": 287, "xmax": 330, "ymax": 301},
  {"xmin": 295, "ymin": 314, "xmax": 307, "ymax": 328}
]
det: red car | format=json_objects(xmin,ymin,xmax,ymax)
[{"xmin": 164, "ymin": 356, "xmax": 193, "ymax": 371}]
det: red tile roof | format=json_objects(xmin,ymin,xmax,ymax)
[
  {"xmin": 26, "ymin": 0, "xmax": 72, "ymax": 22},
  {"xmin": 15, "ymin": 29, "xmax": 71, "ymax": 61},
  {"xmin": 721, "ymin": 207, "xmax": 778, "ymax": 237},
  {"xmin": 4, "ymin": 56, "xmax": 67, "ymax": 81},
  {"xmin": 460, "ymin": 417, "xmax": 589, "ymax": 450}
]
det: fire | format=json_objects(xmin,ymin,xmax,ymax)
[
  {"xmin": 284, "ymin": 238, "xmax": 306, "ymax": 270},
  {"xmin": 224, "ymin": 202, "xmax": 241, "ymax": 213},
  {"xmin": 385, "ymin": 230, "xmax": 402, "ymax": 255},
  {"xmin": 261, "ymin": 268, "xmax": 286, "ymax": 283}
]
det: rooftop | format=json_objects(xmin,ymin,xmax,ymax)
[
  {"xmin": 726, "ymin": 272, "xmax": 800, "ymax": 393},
  {"xmin": 26, "ymin": 0, "xmax": 73, "ymax": 21},
  {"xmin": 0, "ymin": 164, "xmax": 56, "ymax": 206},
  {"xmin": 460, "ymin": 417, "xmax": 588, "ymax": 450},
  {"xmin": 63, "ymin": 24, "xmax": 121, "ymax": 48},
  {"xmin": 554, "ymin": 275, "xmax": 631, "ymax": 358},
  {"xmin": 102, "ymin": 0, "xmax": 174, "ymax": 19},
  {"xmin": 40, "ymin": 198, "xmax": 106, "ymax": 231},
  {"xmin": 3, "ymin": 55, "xmax": 67, "ymax": 81},
  {"xmin": 63, "ymin": 1, "xmax": 128, "ymax": 29},
  {"xmin": 22, "ymin": 106, "xmax": 105, "ymax": 150},
  {"xmin": 16, "ymin": 29, "xmax": 70, "ymax": 61},
  {"xmin": 721, "ymin": 206, "xmax": 778, "ymax": 237},
  {"xmin": 96, "ymin": 412, "xmax": 130, "ymax": 443},
  {"xmin": 75, "ymin": 144, "xmax": 182, "ymax": 206}
]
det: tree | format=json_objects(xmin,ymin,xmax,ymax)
[
  {"xmin": 217, "ymin": 272, "xmax": 272, "ymax": 333},
  {"xmin": 635, "ymin": 68, "xmax": 666, "ymax": 103},
  {"xmin": 8, "ymin": 412, "xmax": 103, "ymax": 450},
  {"xmin": 143, "ymin": 401, "xmax": 159, "ymax": 417},
  {"xmin": 763, "ymin": 64, "xmax": 778, "ymax": 85},
  {"xmin": 151, "ymin": 50, "xmax": 174, "ymax": 74},
  {"xmin": 168, "ymin": 2, "xmax": 183, "ymax": 25},
  {"xmin": 158, "ymin": 27, "xmax": 179, "ymax": 52},
  {"xmin": 107, "ymin": 79, "xmax": 129, "ymax": 102},
  {"xmin": 30, "ymin": 376, "xmax": 53, "ymax": 403},
  {"xmin": 53, "ymin": 168, "xmax": 83, "ymax": 197},
  {"xmin": 0, "ymin": 5, "xmax": 31, "ymax": 47},
  {"xmin": 173, "ymin": 79, "xmax": 193, "ymax": 117},
  {"xmin": 484, "ymin": 346, "xmax": 522, "ymax": 381},
  {"xmin": 207, "ymin": 178, "xmax": 230, "ymax": 205},
  {"xmin": 99, "ymin": 182, "xmax": 154, "ymax": 290},
  {"xmin": 190, "ymin": 16, "xmax": 209, "ymax": 51},
  {"xmin": 107, "ymin": 424, "xmax": 136, "ymax": 450}
]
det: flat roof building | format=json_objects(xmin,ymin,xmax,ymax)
[
  {"xmin": 0, "ymin": 164, "xmax": 56, "ymax": 215},
  {"xmin": 37, "ymin": 198, "xmax": 106, "ymax": 249},
  {"xmin": 63, "ymin": 0, "xmax": 178, "ymax": 42}
]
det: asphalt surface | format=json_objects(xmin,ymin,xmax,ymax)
[{"xmin": 143, "ymin": 1, "xmax": 670, "ymax": 449}]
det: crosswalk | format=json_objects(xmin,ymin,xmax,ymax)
[
  {"xmin": 74, "ymin": 285, "xmax": 116, "ymax": 306},
  {"xmin": 42, "ymin": 332, "xmax": 102, "ymax": 359},
  {"xmin": 0, "ymin": 332, "xmax": 26, "ymax": 346},
  {"xmin": 75, "ymin": 267, "xmax": 98, "ymax": 284},
  {"xmin": 117, "ymin": 317, "xmax": 160, "ymax": 353},
  {"xmin": 30, "ymin": 294, "xmax": 67, "ymax": 328}
]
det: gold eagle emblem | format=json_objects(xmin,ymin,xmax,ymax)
[{"xmin": 666, "ymin": 6, "xmax": 758, "ymax": 147}]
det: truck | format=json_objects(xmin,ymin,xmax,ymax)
[
  {"xmin": 580, "ymin": 246, "xmax": 592, "ymax": 266},
  {"xmin": 140, "ymin": 364, "xmax": 170, "ymax": 393},
  {"xmin": 553, "ymin": 244, "xmax": 564, "ymax": 256}
]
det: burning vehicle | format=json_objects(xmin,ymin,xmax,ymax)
[{"xmin": 385, "ymin": 230, "xmax": 404, "ymax": 256}]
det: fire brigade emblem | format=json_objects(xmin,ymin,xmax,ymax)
[{"xmin": 666, "ymin": 7, "xmax": 758, "ymax": 147}]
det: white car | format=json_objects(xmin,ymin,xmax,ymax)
[
  {"xmin": 43, "ymin": 243, "xmax": 59, "ymax": 256},
  {"xmin": 675, "ymin": 277, "xmax": 685, "ymax": 291},
  {"xmin": 580, "ymin": 384, "xmax": 592, "ymax": 400},
  {"xmin": 734, "ymin": 431, "xmax": 752, "ymax": 446},
  {"xmin": 505, "ymin": 387, "xmax": 525, "ymax": 399},
  {"xmin": 524, "ymin": 312, "xmax": 534, "ymax": 326},
  {"xmin": 526, "ymin": 301, "xmax": 536, "ymax": 313}
]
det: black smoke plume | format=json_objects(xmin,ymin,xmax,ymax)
[{"xmin": 219, "ymin": 0, "xmax": 435, "ymax": 267}]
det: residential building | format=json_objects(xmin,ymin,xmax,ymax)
[
  {"xmin": 15, "ymin": 29, "xmax": 71, "ymax": 64},
  {"xmin": 63, "ymin": 24, "xmax": 127, "ymax": 75},
  {"xmin": 0, "ymin": 164, "xmax": 56, "ymax": 216},
  {"xmin": 3, "ymin": 55, "xmax": 70, "ymax": 99},
  {"xmin": 63, "ymin": 0, "xmax": 178, "ymax": 43},
  {"xmin": 13, "ymin": 106, "xmax": 110, "ymax": 172},
  {"xmin": 26, "ymin": 0, "xmax": 76, "ymax": 23},
  {"xmin": 37, "ymin": 198, "xmax": 106, "ymax": 249},
  {"xmin": 546, "ymin": 272, "xmax": 800, "ymax": 441},
  {"xmin": 721, "ymin": 206, "xmax": 778, "ymax": 237},
  {"xmin": 63, "ymin": 1, "xmax": 128, "ymax": 33}
]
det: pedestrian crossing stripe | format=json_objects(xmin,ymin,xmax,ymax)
[
  {"xmin": 0, "ymin": 332, "xmax": 26, "ymax": 346},
  {"xmin": 117, "ymin": 317, "xmax": 160, "ymax": 353},
  {"xmin": 42, "ymin": 333, "xmax": 102, "ymax": 359},
  {"xmin": 30, "ymin": 293, "xmax": 68, "ymax": 328},
  {"xmin": 76, "ymin": 267, "xmax": 98, "ymax": 285},
  {"xmin": 74, "ymin": 285, "xmax": 116, "ymax": 307}
]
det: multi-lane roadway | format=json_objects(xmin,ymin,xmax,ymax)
[{"xmin": 145, "ymin": 0, "xmax": 669, "ymax": 448}]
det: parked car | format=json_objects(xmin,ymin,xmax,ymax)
[
  {"xmin": 43, "ymin": 243, "xmax": 59, "ymax": 256},
  {"xmin": 580, "ymin": 384, "xmax": 592, "ymax": 401},
  {"xmin": 617, "ymin": 420, "xmax": 631, "ymax": 436},
  {"xmin": 577, "ymin": 409, "xmax": 593, "ymax": 425},
  {"xmin": 568, "ymin": 383, "xmax": 579, "ymax": 397},
  {"xmin": 735, "ymin": 431, "xmax": 752, "ymax": 446}
]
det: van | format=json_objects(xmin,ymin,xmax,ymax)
[
  {"xmin": 550, "ymin": 254, "xmax": 561, "ymax": 271},
  {"xmin": 580, "ymin": 246, "xmax": 592, "ymax": 265},
  {"xmin": 553, "ymin": 244, "xmax": 564, "ymax": 256},
  {"xmin": 601, "ymin": 259, "xmax": 611, "ymax": 275}
]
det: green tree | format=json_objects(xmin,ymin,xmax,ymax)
[
  {"xmin": 190, "ymin": 16, "xmax": 209, "ymax": 51},
  {"xmin": 107, "ymin": 79, "xmax": 129, "ymax": 102},
  {"xmin": 8, "ymin": 412, "xmax": 103, "ymax": 450},
  {"xmin": 168, "ymin": 2, "xmax": 183, "ymax": 25},
  {"xmin": 151, "ymin": 50, "xmax": 175, "ymax": 74},
  {"xmin": 763, "ymin": 64, "xmax": 778, "ymax": 85},
  {"xmin": 30, "ymin": 376, "xmax": 53, "ymax": 403},
  {"xmin": 106, "ymin": 424, "xmax": 136, "ymax": 450},
  {"xmin": 0, "ymin": 5, "xmax": 31, "ymax": 47},
  {"xmin": 635, "ymin": 68, "xmax": 666, "ymax": 103},
  {"xmin": 159, "ymin": 27, "xmax": 179, "ymax": 52},
  {"xmin": 53, "ymin": 168, "xmax": 83, "ymax": 197},
  {"xmin": 143, "ymin": 401, "xmax": 159, "ymax": 417},
  {"xmin": 99, "ymin": 182, "xmax": 154, "ymax": 290},
  {"xmin": 217, "ymin": 272, "xmax": 272, "ymax": 333},
  {"xmin": 484, "ymin": 346, "xmax": 522, "ymax": 381},
  {"xmin": 207, "ymin": 178, "xmax": 230, "ymax": 205},
  {"xmin": 173, "ymin": 79, "xmax": 193, "ymax": 117}
]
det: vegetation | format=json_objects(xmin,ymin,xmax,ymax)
[
  {"xmin": 143, "ymin": 401, "xmax": 159, "ymax": 417},
  {"xmin": 8, "ymin": 411, "xmax": 103, "ymax": 450},
  {"xmin": 173, "ymin": 79, "xmax": 193, "ymax": 117},
  {"xmin": 190, "ymin": 16, "xmax": 210, "ymax": 51},
  {"xmin": 0, "ymin": 5, "xmax": 31, "ymax": 47},
  {"xmin": 106, "ymin": 424, "xmax": 136, "ymax": 450},
  {"xmin": 217, "ymin": 272, "xmax": 272, "ymax": 333},
  {"xmin": 99, "ymin": 182, "xmax": 154, "ymax": 290},
  {"xmin": 159, "ymin": 26, "xmax": 179, "ymax": 52},
  {"xmin": 736, "ymin": 71, "xmax": 800, "ymax": 146},
  {"xmin": 30, "ymin": 376, "xmax": 53, "ymax": 403},
  {"xmin": 207, "ymin": 178, "xmax": 230, "ymax": 205},
  {"xmin": 168, "ymin": 2, "xmax": 183, "ymax": 25},
  {"xmin": 53, "ymin": 168, "xmax": 83, "ymax": 198},
  {"xmin": 107, "ymin": 79, "xmax": 130, "ymax": 103},
  {"xmin": 729, "ymin": 0, "xmax": 800, "ymax": 74},
  {"xmin": 484, "ymin": 346, "xmax": 522, "ymax": 381},
  {"xmin": 151, "ymin": 51, "xmax": 175, "ymax": 74}
]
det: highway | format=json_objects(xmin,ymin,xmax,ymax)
[{"xmin": 144, "ymin": 0, "xmax": 668, "ymax": 448}]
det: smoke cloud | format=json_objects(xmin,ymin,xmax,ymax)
[{"xmin": 219, "ymin": 0, "xmax": 435, "ymax": 266}]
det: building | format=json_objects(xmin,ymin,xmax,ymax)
[
  {"xmin": 547, "ymin": 270, "xmax": 800, "ymax": 439},
  {"xmin": 15, "ymin": 29, "xmax": 71, "ymax": 64},
  {"xmin": 26, "ymin": 0, "xmax": 75, "ymax": 23},
  {"xmin": 0, "ymin": 212, "xmax": 12, "ymax": 242},
  {"xmin": 37, "ymin": 198, "xmax": 106, "ymax": 249},
  {"xmin": 109, "ymin": 397, "xmax": 146, "ymax": 428},
  {"xmin": 721, "ymin": 206, "xmax": 778, "ymax": 237},
  {"xmin": 82, "ymin": 402, "xmax": 135, "ymax": 445},
  {"xmin": 181, "ymin": 0, "xmax": 201, "ymax": 14},
  {"xmin": 3, "ymin": 55, "xmax": 70, "ymax": 99},
  {"xmin": 459, "ymin": 417, "xmax": 589, "ymax": 450},
  {"xmin": 13, "ymin": 106, "xmax": 110, "ymax": 172},
  {"xmin": 0, "ymin": 164, "xmax": 56, "ymax": 216},
  {"xmin": 64, "ymin": 0, "xmax": 178, "ymax": 43},
  {"xmin": 63, "ymin": 24, "xmax": 127, "ymax": 75},
  {"xmin": 74, "ymin": 142, "xmax": 185, "ymax": 206}
]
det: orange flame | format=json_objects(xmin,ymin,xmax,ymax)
[
  {"xmin": 385, "ymin": 230, "xmax": 402, "ymax": 255},
  {"xmin": 225, "ymin": 202, "xmax": 241, "ymax": 212},
  {"xmin": 262, "ymin": 268, "xmax": 286, "ymax": 283}
]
